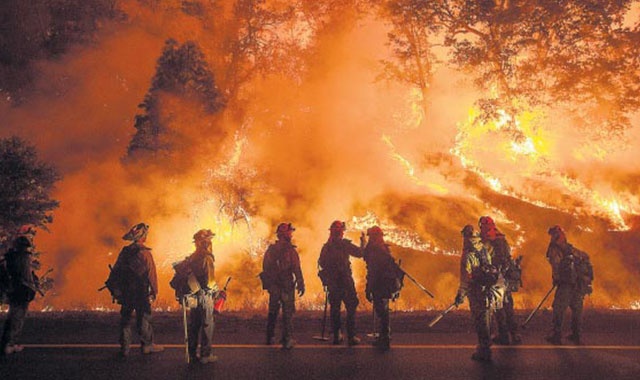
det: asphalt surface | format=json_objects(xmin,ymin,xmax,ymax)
[{"xmin": 0, "ymin": 310, "xmax": 639, "ymax": 380}]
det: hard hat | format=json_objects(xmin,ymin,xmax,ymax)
[
  {"xmin": 366, "ymin": 226, "xmax": 383, "ymax": 237},
  {"xmin": 193, "ymin": 229, "xmax": 215, "ymax": 242},
  {"xmin": 460, "ymin": 225, "xmax": 474, "ymax": 237},
  {"xmin": 276, "ymin": 222, "xmax": 295, "ymax": 235},
  {"xmin": 478, "ymin": 216, "xmax": 495, "ymax": 228},
  {"xmin": 123, "ymin": 223, "xmax": 149, "ymax": 241},
  {"xmin": 329, "ymin": 220, "xmax": 346, "ymax": 231}
]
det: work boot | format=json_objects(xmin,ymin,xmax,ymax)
[
  {"xmin": 511, "ymin": 333, "xmax": 523, "ymax": 345},
  {"xmin": 471, "ymin": 348, "xmax": 492, "ymax": 362},
  {"xmin": 141, "ymin": 344, "xmax": 165, "ymax": 354},
  {"xmin": 119, "ymin": 346, "xmax": 130, "ymax": 358},
  {"xmin": 282, "ymin": 339, "xmax": 295, "ymax": 350},
  {"xmin": 199, "ymin": 354, "xmax": 218, "ymax": 364},
  {"xmin": 372, "ymin": 336, "xmax": 390, "ymax": 351},
  {"xmin": 3, "ymin": 344, "xmax": 24, "ymax": 355},
  {"xmin": 348, "ymin": 336, "xmax": 361, "ymax": 346},
  {"xmin": 492, "ymin": 334, "xmax": 510, "ymax": 345},
  {"xmin": 566, "ymin": 333, "xmax": 583, "ymax": 345},
  {"xmin": 333, "ymin": 331, "xmax": 344, "ymax": 345},
  {"xmin": 545, "ymin": 334, "xmax": 562, "ymax": 345}
]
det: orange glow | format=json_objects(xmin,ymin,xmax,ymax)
[{"xmin": 1, "ymin": 1, "xmax": 639, "ymax": 311}]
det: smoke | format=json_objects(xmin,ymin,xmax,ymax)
[{"xmin": 0, "ymin": 1, "xmax": 638, "ymax": 310}]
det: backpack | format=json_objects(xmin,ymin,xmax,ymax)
[
  {"xmin": 504, "ymin": 256, "xmax": 523, "ymax": 292},
  {"xmin": 169, "ymin": 256, "xmax": 201, "ymax": 300},
  {"xmin": 572, "ymin": 247, "xmax": 594, "ymax": 294},
  {"xmin": 104, "ymin": 245, "xmax": 149, "ymax": 303}
]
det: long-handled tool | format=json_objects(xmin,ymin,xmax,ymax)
[
  {"xmin": 312, "ymin": 287, "xmax": 330, "ymax": 341},
  {"xmin": 397, "ymin": 261, "xmax": 435, "ymax": 298},
  {"xmin": 182, "ymin": 296, "xmax": 190, "ymax": 363},
  {"xmin": 522, "ymin": 284, "xmax": 556, "ymax": 329},
  {"xmin": 428, "ymin": 302, "xmax": 458, "ymax": 328},
  {"xmin": 366, "ymin": 307, "xmax": 379, "ymax": 339}
]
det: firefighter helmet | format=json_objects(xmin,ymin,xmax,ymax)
[
  {"xmin": 366, "ymin": 226, "xmax": 383, "ymax": 237},
  {"xmin": 460, "ymin": 224, "xmax": 474, "ymax": 237},
  {"xmin": 276, "ymin": 222, "xmax": 295, "ymax": 235},
  {"xmin": 329, "ymin": 220, "xmax": 346, "ymax": 231},
  {"xmin": 122, "ymin": 223, "xmax": 149, "ymax": 241},
  {"xmin": 193, "ymin": 229, "xmax": 215, "ymax": 242}
]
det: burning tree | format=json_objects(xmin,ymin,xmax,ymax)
[
  {"xmin": 126, "ymin": 39, "xmax": 224, "ymax": 162},
  {"xmin": 378, "ymin": 0, "xmax": 640, "ymax": 132}
]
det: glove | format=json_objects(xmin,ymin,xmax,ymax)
[
  {"xmin": 148, "ymin": 294, "xmax": 156, "ymax": 303},
  {"xmin": 360, "ymin": 232, "xmax": 367, "ymax": 248},
  {"xmin": 454, "ymin": 291, "xmax": 465, "ymax": 306},
  {"xmin": 297, "ymin": 286, "xmax": 305, "ymax": 297}
]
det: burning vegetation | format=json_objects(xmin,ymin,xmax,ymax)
[{"xmin": 1, "ymin": 0, "xmax": 639, "ymax": 311}]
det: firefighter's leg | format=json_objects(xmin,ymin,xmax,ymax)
[
  {"xmin": 328, "ymin": 288, "xmax": 343, "ymax": 344},
  {"xmin": 119, "ymin": 304, "xmax": 135, "ymax": 354},
  {"xmin": 470, "ymin": 298, "xmax": 492, "ymax": 361},
  {"xmin": 548, "ymin": 286, "xmax": 569, "ymax": 344},
  {"xmin": 504, "ymin": 292, "xmax": 521, "ymax": 344},
  {"xmin": 568, "ymin": 291, "xmax": 584, "ymax": 343},
  {"xmin": 281, "ymin": 289, "xmax": 295, "ymax": 348},
  {"xmin": 266, "ymin": 290, "xmax": 280, "ymax": 345},
  {"xmin": 1, "ymin": 301, "xmax": 29, "ymax": 352},
  {"xmin": 188, "ymin": 299, "xmax": 202, "ymax": 358},
  {"xmin": 136, "ymin": 300, "xmax": 154, "ymax": 350},
  {"xmin": 344, "ymin": 284, "xmax": 360, "ymax": 344},
  {"xmin": 200, "ymin": 293, "xmax": 215, "ymax": 357},
  {"xmin": 373, "ymin": 298, "xmax": 390, "ymax": 350}
]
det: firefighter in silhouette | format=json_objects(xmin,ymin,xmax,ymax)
[
  {"xmin": 186, "ymin": 229, "xmax": 218, "ymax": 364},
  {"xmin": 110, "ymin": 223, "xmax": 164, "ymax": 357},
  {"xmin": 455, "ymin": 225, "xmax": 503, "ymax": 361},
  {"xmin": 1, "ymin": 235, "xmax": 37, "ymax": 355},
  {"xmin": 545, "ymin": 225, "xmax": 593, "ymax": 345},
  {"xmin": 364, "ymin": 226, "xmax": 403, "ymax": 351},
  {"xmin": 260, "ymin": 222, "xmax": 305, "ymax": 349},
  {"xmin": 479, "ymin": 216, "xmax": 521, "ymax": 345},
  {"xmin": 318, "ymin": 220, "xmax": 365, "ymax": 345}
]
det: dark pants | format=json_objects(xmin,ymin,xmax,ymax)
[
  {"xmin": 552, "ymin": 284, "xmax": 584, "ymax": 337},
  {"xmin": 469, "ymin": 295, "xmax": 491, "ymax": 354},
  {"xmin": 495, "ymin": 291, "xmax": 519, "ymax": 340},
  {"xmin": 188, "ymin": 291, "xmax": 215, "ymax": 357},
  {"xmin": 119, "ymin": 300, "xmax": 154, "ymax": 350},
  {"xmin": 1, "ymin": 300, "xmax": 29, "ymax": 349},
  {"xmin": 328, "ymin": 280, "xmax": 359, "ymax": 339},
  {"xmin": 266, "ymin": 287, "xmax": 295, "ymax": 343},
  {"xmin": 373, "ymin": 297, "xmax": 390, "ymax": 343}
]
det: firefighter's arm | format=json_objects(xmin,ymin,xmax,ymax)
[
  {"xmin": 345, "ymin": 239, "xmax": 364, "ymax": 258},
  {"xmin": 292, "ymin": 249, "xmax": 305, "ymax": 296},
  {"xmin": 145, "ymin": 250, "xmax": 159, "ymax": 299}
]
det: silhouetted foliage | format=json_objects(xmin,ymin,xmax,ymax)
[
  {"xmin": 126, "ymin": 39, "xmax": 223, "ymax": 161},
  {"xmin": 0, "ymin": 137, "xmax": 61, "ymax": 245}
]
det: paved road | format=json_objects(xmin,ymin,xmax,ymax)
[
  {"xmin": 1, "ymin": 342, "xmax": 639, "ymax": 380},
  {"xmin": 0, "ymin": 310, "xmax": 639, "ymax": 379}
]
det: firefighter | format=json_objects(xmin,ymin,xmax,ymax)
[
  {"xmin": 364, "ymin": 226, "xmax": 403, "ymax": 351},
  {"xmin": 545, "ymin": 225, "xmax": 593, "ymax": 345},
  {"xmin": 455, "ymin": 225, "xmax": 501, "ymax": 362},
  {"xmin": 186, "ymin": 229, "xmax": 218, "ymax": 364},
  {"xmin": 111, "ymin": 223, "xmax": 163, "ymax": 357},
  {"xmin": 1, "ymin": 236, "xmax": 37, "ymax": 355},
  {"xmin": 479, "ymin": 216, "xmax": 521, "ymax": 345},
  {"xmin": 318, "ymin": 220, "xmax": 365, "ymax": 346},
  {"xmin": 261, "ymin": 222, "xmax": 305, "ymax": 349}
]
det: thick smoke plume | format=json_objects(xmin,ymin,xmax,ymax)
[{"xmin": 1, "ymin": 1, "xmax": 639, "ymax": 311}]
